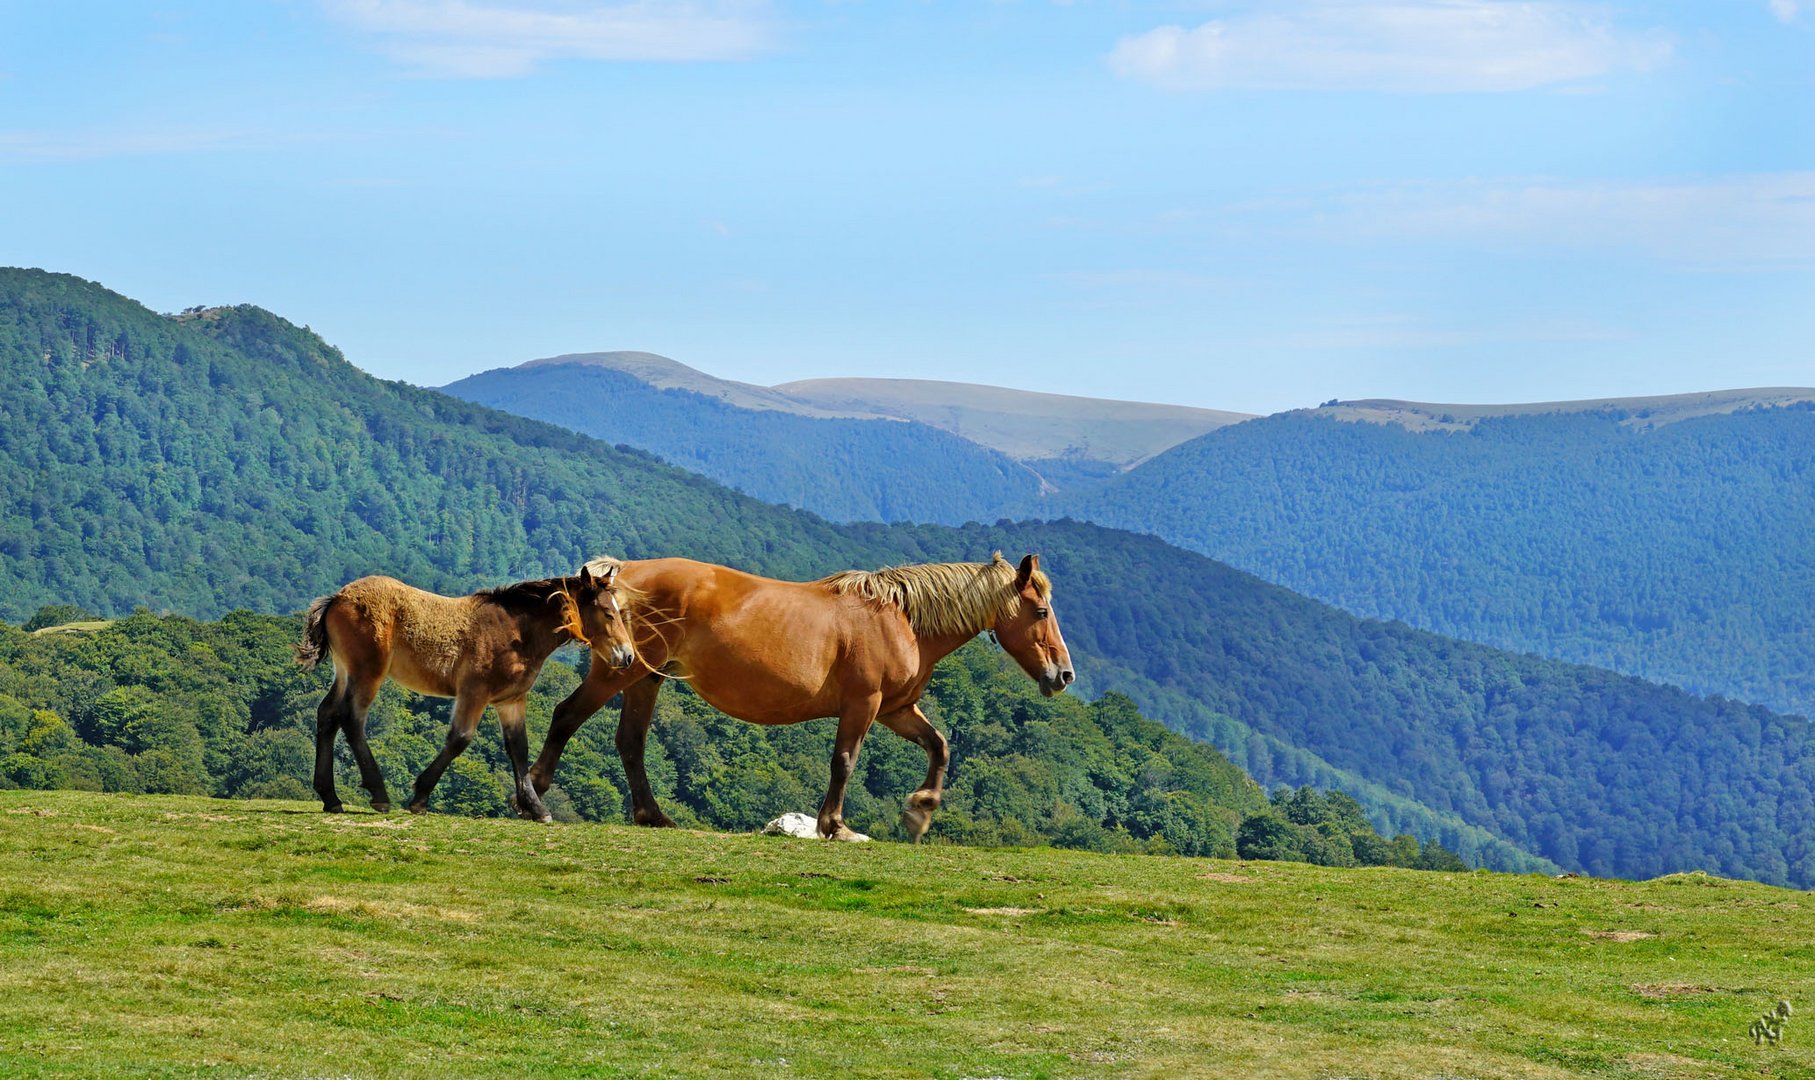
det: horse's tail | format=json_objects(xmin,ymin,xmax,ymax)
[{"xmin": 295, "ymin": 594, "xmax": 338, "ymax": 670}]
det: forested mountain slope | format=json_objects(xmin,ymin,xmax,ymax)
[
  {"xmin": 443, "ymin": 361, "xmax": 1042, "ymax": 524},
  {"xmin": 1064, "ymin": 404, "xmax": 1815, "ymax": 719},
  {"xmin": 0, "ymin": 271, "xmax": 879, "ymax": 618},
  {"xmin": 4, "ymin": 269, "xmax": 1812, "ymax": 887}
]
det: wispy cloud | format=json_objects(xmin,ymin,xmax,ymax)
[
  {"xmin": 1267, "ymin": 313, "xmax": 1628, "ymax": 350},
  {"xmin": 325, "ymin": 0, "xmax": 774, "ymax": 78},
  {"xmin": 1768, "ymin": 0, "xmax": 1800, "ymax": 24},
  {"xmin": 0, "ymin": 129, "xmax": 252, "ymax": 162},
  {"xmin": 1109, "ymin": 1, "xmax": 1672, "ymax": 93},
  {"xmin": 1326, "ymin": 173, "xmax": 1815, "ymax": 268}
]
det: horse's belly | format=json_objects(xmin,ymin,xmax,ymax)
[
  {"xmin": 682, "ymin": 654, "xmax": 844, "ymax": 725},
  {"xmin": 387, "ymin": 652, "xmax": 457, "ymax": 698}
]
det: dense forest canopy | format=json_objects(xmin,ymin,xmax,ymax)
[
  {"xmin": 2, "ymin": 269, "xmax": 1811, "ymax": 887},
  {"xmin": 1063, "ymin": 406, "xmax": 1815, "ymax": 720}
]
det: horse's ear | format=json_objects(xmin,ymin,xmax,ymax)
[
  {"xmin": 1015, "ymin": 554, "xmax": 1039, "ymax": 589},
  {"xmin": 578, "ymin": 564, "xmax": 593, "ymax": 586},
  {"xmin": 598, "ymin": 564, "xmax": 619, "ymax": 587}
]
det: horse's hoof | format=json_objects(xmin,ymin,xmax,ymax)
[
  {"xmin": 824, "ymin": 825, "xmax": 872, "ymax": 843},
  {"xmin": 322, "ymin": 803, "xmax": 345, "ymax": 814},
  {"xmin": 536, "ymin": 814, "xmax": 554, "ymax": 825},
  {"xmin": 900, "ymin": 807, "xmax": 931, "ymax": 843},
  {"xmin": 633, "ymin": 811, "xmax": 678, "ymax": 829},
  {"xmin": 406, "ymin": 801, "xmax": 429, "ymax": 815},
  {"xmin": 370, "ymin": 801, "xmax": 391, "ymax": 814}
]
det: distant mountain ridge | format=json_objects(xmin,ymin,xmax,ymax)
[
  {"xmin": 1317, "ymin": 388, "xmax": 1815, "ymax": 432},
  {"xmin": 444, "ymin": 362, "xmax": 1043, "ymax": 525},
  {"xmin": 774, "ymin": 375, "xmax": 1252, "ymax": 467},
  {"xmin": 520, "ymin": 351, "xmax": 876, "ymax": 420},
  {"xmin": 462, "ymin": 350, "xmax": 1251, "ymax": 473}
]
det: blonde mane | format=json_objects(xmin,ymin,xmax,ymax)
[{"xmin": 818, "ymin": 552, "xmax": 1050, "ymax": 637}]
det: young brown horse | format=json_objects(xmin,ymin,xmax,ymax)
[
  {"xmin": 527, "ymin": 552, "xmax": 1074, "ymax": 841},
  {"xmin": 296, "ymin": 564, "xmax": 638, "ymax": 822}
]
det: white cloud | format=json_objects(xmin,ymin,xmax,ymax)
[
  {"xmin": 1328, "ymin": 174, "xmax": 1815, "ymax": 268},
  {"xmin": 1768, "ymin": 0, "xmax": 1799, "ymax": 24},
  {"xmin": 325, "ymin": 0, "xmax": 774, "ymax": 77},
  {"xmin": 1109, "ymin": 1, "xmax": 1672, "ymax": 93}
]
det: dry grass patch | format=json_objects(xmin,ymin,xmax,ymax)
[{"xmin": 301, "ymin": 894, "xmax": 478, "ymax": 922}]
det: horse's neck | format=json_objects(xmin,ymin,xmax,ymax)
[
  {"xmin": 504, "ymin": 599, "xmax": 573, "ymax": 659},
  {"xmin": 913, "ymin": 627, "xmax": 984, "ymax": 673}
]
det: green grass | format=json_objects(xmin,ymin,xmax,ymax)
[{"xmin": 1, "ymin": 791, "xmax": 1810, "ymax": 1078}]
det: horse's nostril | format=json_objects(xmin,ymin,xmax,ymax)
[{"xmin": 1060, "ymin": 669, "xmax": 1075, "ymax": 685}]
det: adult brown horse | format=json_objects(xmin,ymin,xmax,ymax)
[
  {"xmin": 527, "ymin": 552, "xmax": 1074, "ymax": 841},
  {"xmin": 297, "ymin": 563, "xmax": 639, "ymax": 822}
]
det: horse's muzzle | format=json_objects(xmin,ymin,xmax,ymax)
[
  {"xmin": 1039, "ymin": 666, "xmax": 1076, "ymax": 697},
  {"xmin": 604, "ymin": 645, "xmax": 638, "ymax": 669}
]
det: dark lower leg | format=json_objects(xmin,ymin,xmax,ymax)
[
  {"xmin": 342, "ymin": 703, "xmax": 391, "ymax": 811},
  {"xmin": 881, "ymin": 705, "xmax": 947, "ymax": 842},
  {"xmin": 819, "ymin": 705, "xmax": 878, "ymax": 839},
  {"xmin": 409, "ymin": 696, "xmax": 484, "ymax": 813},
  {"xmin": 617, "ymin": 677, "xmax": 672, "ymax": 826},
  {"xmin": 528, "ymin": 667, "xmax": 623, "ymax": 796},
  {"xmin": 498, "ymin": 701, "xmax": 549, "ymax": 823},
  {"xmin": 314, "ymin": 698, "xmax": 344, "ymax": 812}
]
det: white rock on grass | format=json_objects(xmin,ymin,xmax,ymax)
[{"xmin": 761, "ymin": 812, "xmax": 870, "ymax": 841}]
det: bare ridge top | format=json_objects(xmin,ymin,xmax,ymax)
[
  {"xmin": 514, "ymin": 352, "xmax": 1253, "ymax": 465},
  {"xmin": 1315, "ymin": 388, "xmax": 1815, "ymax": 432}
]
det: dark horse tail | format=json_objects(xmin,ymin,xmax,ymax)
[{"xmin": 296, "ymin": 594, "xmax": 337, "ymax": 670}]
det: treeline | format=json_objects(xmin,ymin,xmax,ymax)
[
  {"xmin": 444, "ymin": 363, "xmax": 1041, "ymax": 525},
  {"xmin": 0, "ymin": 607, "xmax": 1464, "ymax": 870},
  {"xmin": 1065, "ymin": 406, "xmax": 1815, "ymax": 720}
]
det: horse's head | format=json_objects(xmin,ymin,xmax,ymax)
[
  {"xmin": 993, "ymin": 554, "xmax": 1075, "ymax": 697},
  {"xmin": 569, "ymin": 563, "xmax": 638, "ymax": 669}
]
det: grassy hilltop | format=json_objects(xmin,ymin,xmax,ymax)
[{"xmin": 3, "ymin": 791, "xmax": 1811, "ymax": 1079}]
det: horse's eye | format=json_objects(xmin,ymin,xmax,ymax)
[{"xmin": 1035, "ymin": 607, "xmax": 1049, "ymax": 619}]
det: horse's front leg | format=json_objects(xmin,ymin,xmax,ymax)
[
  {"xmin": 528, "ymin": 662, "xmax": 630, "ymax": 797},
  {"xmin": 496, "ymin": 698, "xmax": 550, "ymax": 824},
  {"xmin": 878, "ymin": 703, "xmax": 947, "ymax": 842},
  {"xmin": 819, "ymin": 696, "xmax": 881, "ymax": 841},
  {"xmin": 616, "ymin": 675, "xmax": 676, "ymax": 827},
  {"xmin": 408, "ymin": 692, "xmax": 486, "ymax": 814}
]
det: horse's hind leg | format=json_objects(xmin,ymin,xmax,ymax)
[
  {"xmin": 313, "ymin": 680, "xmax": 348, "ymax": 813},
  {"xmin": 618, "ymin": 676, "xmax": 675, "ymax": 827},
  {"xmin": 408, "ymin": 692, "xmax": 486, "ymax": 814},
  {"xmin": 878, "ymin": 704, "xmax": 948, "ymax": 843},
  {"xmin": 497, "ymin": 698, "xmax": 551, "ymax": 824},
  {"xmin": 341, "ymin": 673, "xmax": 393, "ymax": 812}
]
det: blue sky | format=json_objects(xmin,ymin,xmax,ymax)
[{"xmin": 2, "ymin": 1, "xmax": 1810, "ymax": 414}]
